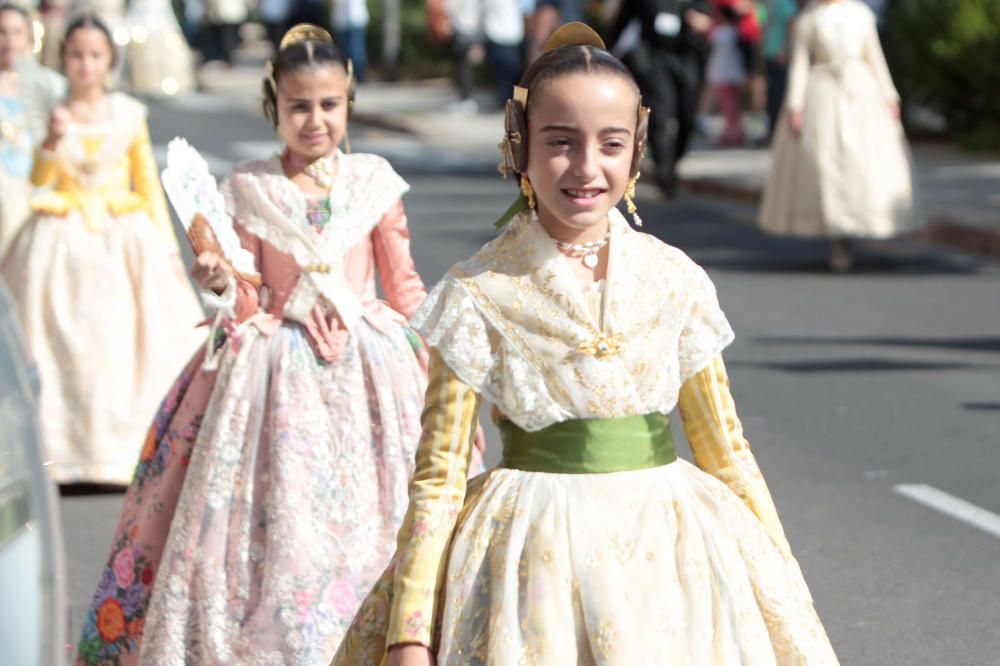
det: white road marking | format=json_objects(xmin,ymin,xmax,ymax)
[{"xmin": 894, "ymin": 483, "xmax": 1000, "ymax": 539}]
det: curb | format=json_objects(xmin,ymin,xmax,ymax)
[{"xmin": 679, "ymin": 177, "xmax": 1000, "ymax": 260}]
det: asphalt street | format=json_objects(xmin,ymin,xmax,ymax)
[{"xmin": 58, "ymin": 92, "xmax": 1000, "ymax": 665}]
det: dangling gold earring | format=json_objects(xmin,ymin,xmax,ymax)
[
  {"xmin": 624, "ymin": 174, "xmax": 642, "ymax": 227},
  {"xmin": 520, "ymin": 177, "xmax": 536, "ymax": 210}
]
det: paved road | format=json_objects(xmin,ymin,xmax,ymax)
[{"xmin": 59, "ymin": 92, "xmax": 1000, "ymax": 664}]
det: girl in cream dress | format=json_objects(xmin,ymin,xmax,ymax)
[
  {"xmin": 758, "ymin": 0, "xmax": 921, "ymax": 270},
  {"xmin": 1, "ymin": 15, "xmax": 203, "ymax": 485},
  {"xmin": 335, "ymin": 23, "xmax": 838, "ymax": 666}
]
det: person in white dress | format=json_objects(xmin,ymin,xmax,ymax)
[{"xmin": 757, "ymin": 0, "xmax": 920, "ymax": 271}]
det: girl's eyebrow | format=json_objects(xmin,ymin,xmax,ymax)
[
  {"xmin": 285, "ymin": 95, "xmax": 346, "ymax": 103},
  {"xmin": 540, "ymin": 124, "xmax": 632, "ymax": 136}
]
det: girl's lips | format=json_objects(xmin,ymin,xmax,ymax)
[{"xmin": 561, "ymin": 187, "xmax": 607, "ymax": 206}]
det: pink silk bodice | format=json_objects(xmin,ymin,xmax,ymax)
[{"xmin": 230, "ymin": 198, "xmax": 426, "ymax": 360}]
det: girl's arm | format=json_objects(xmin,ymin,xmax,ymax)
[
  {"xmin": 678, "ymin": 354, "xmax": 794, "ymax": 559},
  {"xmin": 386, "ymin": 348, "xmax": 481, "ymax": 649},
  {"xmin": 861, "ymin": 10, "xmax": 900, "ymax": 103},
  {"xmin": 372, "ymin": 199, "xmax": 427, "ymax": 320},
  {"xmin": 783, "ymin": 12, "xmax": 811, "ymax": 112},
  {"xmin": 128, "ymin": 119, "xmax": 175, "ymax": 242}
]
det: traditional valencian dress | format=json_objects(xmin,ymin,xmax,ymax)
[
  {"xmin": 1, "ymin": 91, "xmax": 203, "ymax": 485},
  {"xmin": 75, "ymin": 151, "xmax": 430, "ymax": 665},
  {"xmin": 334, "ymin": 208, "xmax": 839, "ymax": 664},
  {"xmin": 759, "ymin": 0, "xmax": 920, "ymax": 238}
]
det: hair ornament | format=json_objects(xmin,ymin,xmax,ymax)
[
  {"xmin": 541, "ymin": 22, "xmax": 606, "ymax": 52},
  {"xmin": 279, "ymin": 23, "xmax": 334, "ymax": 50}
]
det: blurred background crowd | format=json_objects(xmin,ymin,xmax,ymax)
[{"xmin": 13, "ymin": 0, "xmax": 998, "ymax": 149}]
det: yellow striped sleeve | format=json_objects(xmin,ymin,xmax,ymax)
[
  {"xmin": 30, "ymin": 146, "xmax": 59, "ymax": 187},
  {"xmin": 678, "ymin": 355, "xmax": 793, "ymax": 558},
  {"xmin": 385, "ymin": 348, "xmax": 482, "ymax": 648},
  {"xmin": 128, "ymin": 120, "xmax": 176, "ymax": 244}
]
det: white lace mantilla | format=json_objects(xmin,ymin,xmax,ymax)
[
  {"xmin": 220, "ymin": 152, "xmax": 409, "ymax": 329},
  {"xmin": 411, "ymin": 208, "xmax": 735, "ymax": 431}
]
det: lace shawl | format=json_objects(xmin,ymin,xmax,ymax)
[
  {"xmin": 220, "ymin": 152, "xmax": 409, "ymax": 329},
  {"xmin": 411, "ymin": 208, "xmax": 735, "ymax": 431}
]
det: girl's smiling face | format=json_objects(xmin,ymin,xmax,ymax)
[
  {"xmin": 275, "ymin": 63, "xmax": 349, "ymax": 161},
  {"xmin": 524, "ymin": 71, "xmax": 639, "ymax": 242}
]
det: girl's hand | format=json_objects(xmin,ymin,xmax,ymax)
[
  {"xmin": 789, "ymin": 110, "xmax": 803, "ymax": 136},
  {"xmin": 190, "ymin": 251, "xmax": 233, "ymax": 294},
  {"xmin": 888, "ymin": 101, "xmax": 901, "ymax": 121},
  {"xmin": 684, "ymin": 9, "xmax": 713, "ymax": 34},
  {"xmin": 44, "ymin": 106, "xmax": 71, "ymax": 151},
  {"xmin": 388, "ymin": 644, "xmax": 435, "ymax": 666}
]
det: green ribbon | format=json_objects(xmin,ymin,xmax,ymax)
[
  {"xmin": 493, "ymin": 193, "xmax": 530, "ymax": 229},
  {"xmin": 499, "ymin": 413, "xmax": 676, "ymax": 474}
]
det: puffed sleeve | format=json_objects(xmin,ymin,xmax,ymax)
[
  {"xmin": 784, "ymin": 12, "xmax": 812, "ymax": 111},
  {"xmin": 372, "ymin": 198, "xmax": 427, "ymax": 320},
  {"xmin": 128, "ymin": 119, "xmax": 176, "ymax": 243},
  {"xmin": 385, "ymin": 349, "xmax": 481, "ymax": 648},
  {"xmin": 861, "ymin": 9, "xmax": 900, "ymax": 102},
  {"xmin": 678, "ymin": 355, "xmax": 794, "ymax": 559}
]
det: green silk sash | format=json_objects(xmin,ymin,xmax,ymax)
[{"xmin": 498, "ymin": 413, "xmax": 676, "ymax": 474}]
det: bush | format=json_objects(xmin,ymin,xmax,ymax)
[
  {"xmin": 884, "ymin": 0, "xmax": 1000, "ymax": 149},
  {"xmin": 365, "ymin": 0, "xmax": 454, "ymax": 80}
]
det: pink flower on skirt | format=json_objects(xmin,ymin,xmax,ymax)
[
  {"xmin": 330, "ymin": 580, "xmax": 359, "ymax": 618},
  {"xmin": 113, "ymin": 548, "xmax": 136, "ymax": 588}
]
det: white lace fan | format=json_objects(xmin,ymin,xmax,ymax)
[{"xmin": 161, "ymin": 138, "xmax": 260, "ymax": 285}]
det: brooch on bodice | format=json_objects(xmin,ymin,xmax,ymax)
[
  {"xmin": 576, "ymin": 332, "xmax": 625, "ymax": 359},
  {"xmin": 303, "ymin": 262, "xmax": 333, "ymax": 274}
]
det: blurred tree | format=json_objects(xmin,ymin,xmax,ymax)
[{"xmin": 884, "ymin": 0, "xmax": 1000, "ymax": 149}]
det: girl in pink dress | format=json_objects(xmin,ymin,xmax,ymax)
[{"xmin": 76, "ymin": 24, "xmax": 433, "ymax": 664}]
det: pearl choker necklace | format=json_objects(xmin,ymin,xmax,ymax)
[{"xmin": 553, "ymin": 230, "xmax": 611, "ymax": 269}]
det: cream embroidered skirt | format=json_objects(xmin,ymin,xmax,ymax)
[{"xmin": 338, "ymin": 459, "xmax": 839, "ymax": 664}]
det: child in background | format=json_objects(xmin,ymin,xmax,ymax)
[{"xmin": 708, "ymin": 3, "xmax": 747, "ymax": 144}]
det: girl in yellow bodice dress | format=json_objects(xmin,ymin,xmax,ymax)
[{"xmin": 1, "ymin": 15, "xmax": 203, "ymax": 485}]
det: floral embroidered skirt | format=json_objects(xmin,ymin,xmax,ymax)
[
  {"xmin": 336, "ymin": 460, "xmax": 839, "ymax": 665},
  {"xmin": 0, "ymin": 209, "xmax": 203, "ymax": 484},
  {"xmin": 75, "ymin": 319, "xmax": 426, "ymax": 665}
]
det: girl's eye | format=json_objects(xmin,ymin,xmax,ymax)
[
  {"xmin": 548, "ymin": 138, "xmax": 572, "ymax": 148},
  {"xmin": 604, "ymin": 142, "xmax": 627, "ymax": 153},
  {"xmin": 321, "ymin": 100, "xmax": 340, "ymax": 110}
]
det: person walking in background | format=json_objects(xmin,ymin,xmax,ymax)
[
  {"xmin": 1, "ymin": 14, "xmax": 203, "ymax": 486},
  {"xmin": 199, "ymin": 0, "xmax": 245, "ymax": 64},
  {"xmin": 0, "ymin": 2, "xmax": 65, "ymax": 259},
  {"xmin": 124, "ymin": 0, "xmax": 196, "ymax": 95},
  {"xmin": 761, "ymin": 0, "xmax": 799, "ymax": 137},
  {"xmin": 758, "ymin": 0, "xmax": 921, "ymax": 271},
  {"xmin": 608, "ymin": 0, "xmax": 713, "ymax": 198},
  {"xmin": 331, "ymin": 0, "xmax": 369, "ymax": 81},
  {"xmin": 707, "ymin": 2, "xmax": 746, "ymax": 145},
  {"xmin": 427, "ymin": 0, "xmax": 524, "ymax": 110}
]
